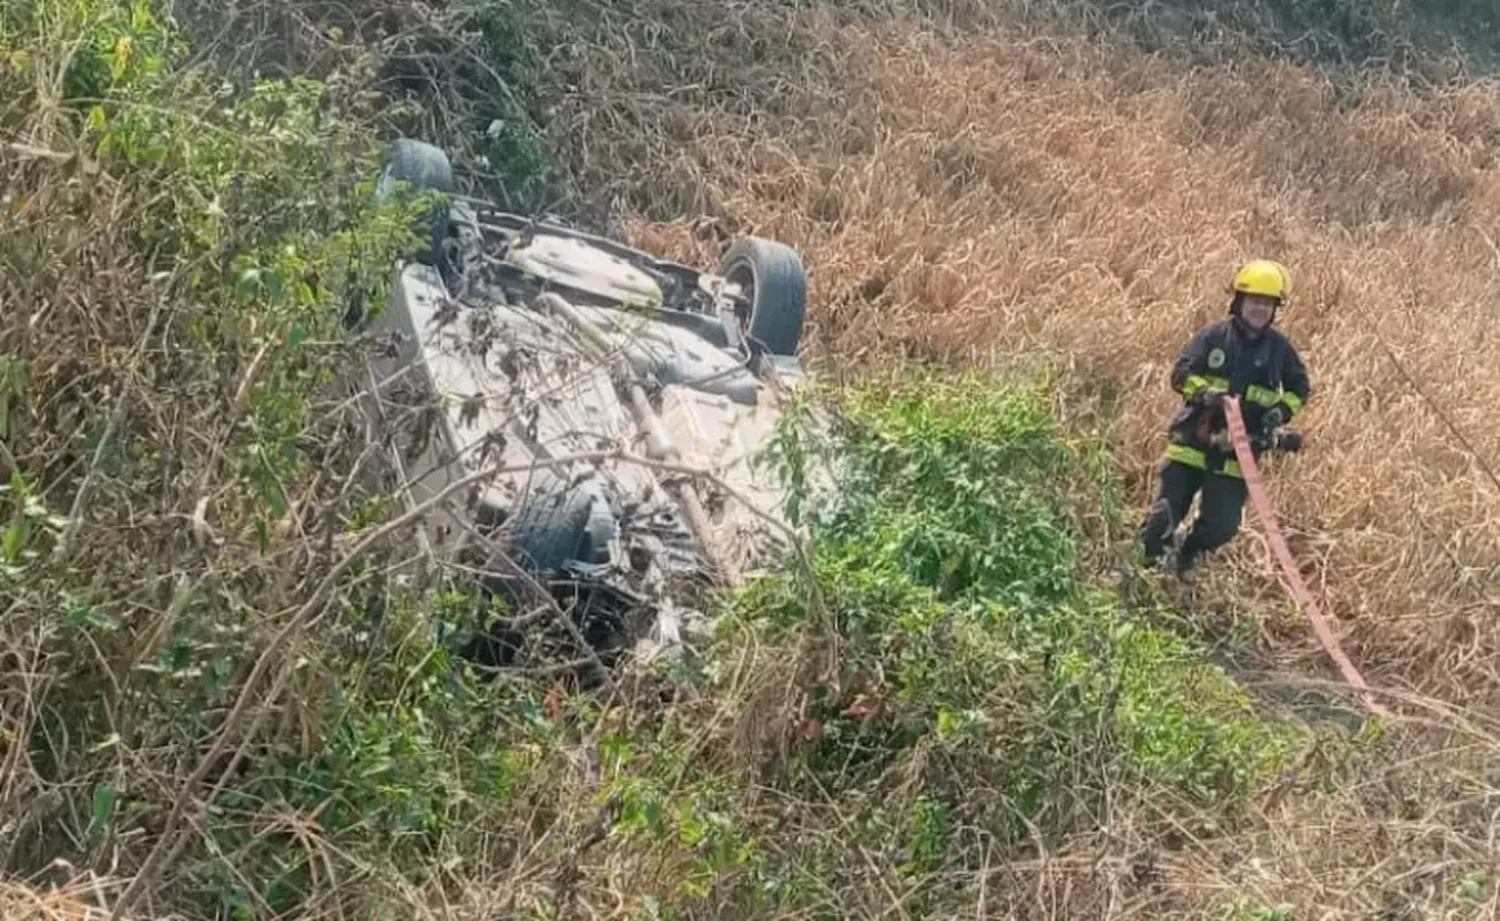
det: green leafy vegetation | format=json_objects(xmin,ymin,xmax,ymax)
[
  {"xmin": 8, "ymin": 0, "xmax": 1499, "ymax": 917},
  {"xmin": 463, "ymin": 0, "xmax": 552, "ymax": 209},
  {"xmin": 1, "ymin": 0, "xmax": 432, "ymax": 913},
  {"xmin": 737, "ymin": 373, "xmax": 1311, "ymax": 837}
]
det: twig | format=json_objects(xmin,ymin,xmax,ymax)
[
  {"xmin": 1, "ymin": 139, "xmax": 72, "ymax": 161},
  {"xmin": 1375, "ymin": 334, "xmax": 1500, "ymax": 498},
  {"xmin": 53, "ymin": 302, "xmax": 165, "ymax": 561},
  {"xmin": 556, "ymin": 793, "xmax": 623, "ymax": 915},
  {"xmin": 188, "ymin": 340, "xmax": 274, "ymax": 549}
]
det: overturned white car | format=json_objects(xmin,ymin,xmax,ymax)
[{"xmin": 355, "ymin": 139, "xmax": 812, "ymax": 677}]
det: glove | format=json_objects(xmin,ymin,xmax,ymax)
[
  {"xmin": 1275, "ymin": 431, "xmax": 1304, "ymax": 453},
  {"xmin": 1260, "ymin": 403, "xmax": 1290, "ymax": 435}
]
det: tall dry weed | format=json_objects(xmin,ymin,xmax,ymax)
[
  {"xmin": 9, "ymin": 0, "xmax": 1500, "ymax": 915},
  {"xmin": 565, "ymin": 21, "xmax": 1500, "ymax": 714},
  {"xmin": 511, "ymin": 15, "xmax": 1500, "ymax": 915}
]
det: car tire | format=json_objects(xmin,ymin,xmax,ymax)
[
  {"xmin": 719, "ymin": 236, "xmax": 808, "ymax": 357},
  {"xmin": 375, "ymin": 138, "xmax": 456, "ymax": 272},
  {"xmin": 378, "ymin": 138, "xmax": 454, "ymax": 197}
]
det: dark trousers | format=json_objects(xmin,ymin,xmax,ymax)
[{"xmin": 1139, "ymin": 460, "xmax": 1248, "ymax": 570}]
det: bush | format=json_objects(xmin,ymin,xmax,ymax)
[
  {"xmin": 731, "ymin": 371, "xmax": 1307, "ymax": 850},
  {"xmin": 0, "ymin": 0, "xmax": 440, "ymax": 914},
  {"xmin": 1, "ymin": 2, "xmax": 1385, "ymax": 918}
]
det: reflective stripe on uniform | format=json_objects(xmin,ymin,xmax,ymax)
[
  {"xmin": 1182, "ymin": 374, "xmax": 1230, "ymax": 399},
  {"xmin": 1165, "ymin": 443, "xmax": 1244, "ymax": 479},
  {"xmin": 1246, "ymin": 383, "xmax": 1305, "ymax": 417},
  {"xmin": 1166, "ymin": 443, "xmax": 1207, "ymax": 469},
  {"xmin": 1244, "ymin": 384, "xmax": 1281, "ymax": 408}
]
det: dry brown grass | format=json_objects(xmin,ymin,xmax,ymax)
[
  {"xmin": 557, "ymin": 20, "xmax": 1500, "ymax": 712},
  {"xmin": 0, "ymin": 878, "xmax": 128, "ymax": 921},
  {"xmin": 504, "ymin": 8, "xmax": 1500, "ymax": 916},
  {"xmin": 10, "ymin": 0, "xmax": 1500, "ymax": 916}
]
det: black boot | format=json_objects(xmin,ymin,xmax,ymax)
[{"xmin": 1139, "ymin": 461, "xmax": 1202, "ymax": 570}]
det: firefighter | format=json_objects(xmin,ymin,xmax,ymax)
[{"xmin": 1138, "ymin": 259, "xmax": 1312, "ymax": 581}]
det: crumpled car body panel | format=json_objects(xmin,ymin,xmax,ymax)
[{"xmin": 361, "ymin": 256, "xmax": 805, "ymax": 670}]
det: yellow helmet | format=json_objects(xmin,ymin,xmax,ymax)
[{"xmin": 1231, "ymin": 259, "xmax": 1291, "ymax": 302}]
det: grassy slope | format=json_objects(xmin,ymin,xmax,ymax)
[
  {"xmin": 4, "ymin": 0, "xmax": 1500, "ymax": 919},
  {"xmin": 535, "ymin": 0, "xmax": 1500, "ymax": 704},
  {"xmin": 585, "ymin": 4, "xmax": 1500, "ymax": 914},
  {"xmin": 612, "ymin": 19, "xmax": 1500, "ymax": 703},
  {"xmin": 1030, "ymin": 0, "xmax": 1500, "ymax": 75}
]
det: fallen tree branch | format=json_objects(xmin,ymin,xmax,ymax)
[{"xmin": 2, "ymin": 139, "xmax": 72, "ymax": 161}]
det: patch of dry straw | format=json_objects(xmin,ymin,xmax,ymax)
[
  {"xmin": 511, "ymin": 12, "xmax": 1500, "ymax": 915},
  {"xmin": 553, "ymin": 17, "xmax": 1500, "ymax": 714},
  {"xmin": 0, "ymin": 878, "xmax": 128, "ymax": 921}
]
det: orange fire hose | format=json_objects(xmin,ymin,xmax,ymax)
[{"xmin": 1221, "ymin": 396, "xmax": 1388, "ymax": 718}]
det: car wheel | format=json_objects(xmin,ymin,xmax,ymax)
[
  {"xmin": 719, "ymin": 236, "xmax": 808, "ymax": 357},
  {"xmin": 375, "ymin": 138, "xmax": 457, "ymax": 273}
]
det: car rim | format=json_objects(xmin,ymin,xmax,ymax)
[{"xmin": 725, "ymin": 260, "xmax": 755, "ymax": 343}]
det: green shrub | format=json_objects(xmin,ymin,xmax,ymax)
[
  {"xmin": 1, "ymin": 0, "xmax": 432, "ymax": 913},
  {"xmin": 733, "ymin": 370, "xmax": 1307, "ymax": 854}
]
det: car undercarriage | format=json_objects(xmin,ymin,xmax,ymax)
[{"xmin": 354, "ymin": 139, "xmax": 814, "ymax": 679}]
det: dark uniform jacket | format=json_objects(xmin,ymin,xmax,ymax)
[{"xmin": 1164, "ymin": 318, "xmax": 1311, "ymax": 477}]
